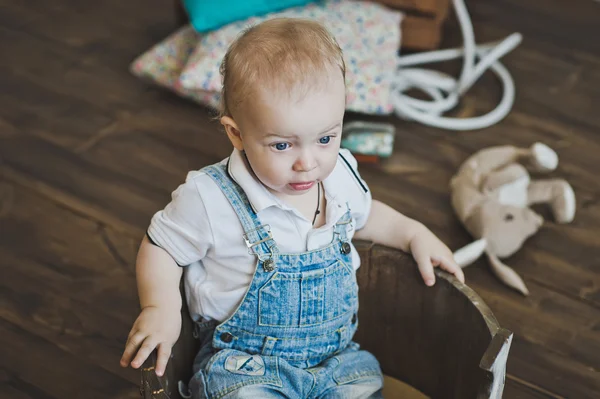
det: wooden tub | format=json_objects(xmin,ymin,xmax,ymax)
[{"xmin": 140, "ymin": 242, "xmax": 512, "ymax": 399}]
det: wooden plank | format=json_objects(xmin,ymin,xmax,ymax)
[
  {"xmin": 0, "ymin": 247, "xmax": 138, "ymax": 325},
  {"xmin": 503, "ymin": 377, "xmax": 562, "ymax": 399},
  {"xmin": 0, "ymin": 25, "xmax": 143, "ymax": 115},
  {"xmin": 0, "ymin": 249, "xmax": 139, "ymax": 386},
  {"xmin": 104, "ymin": 107, "xmax": 231, "ymax": 158},
  {"xmin": 0, "ymin": 318, "xmax": 139, "ymax": 399},
  {"xmin": 0, "ymin": 179, "xmax": 140, "ymax": 316},
  {"xmin": 0, "ymin": 18, "xmax": 228, "ymax": 195},
  {"xmin": 0, "ymin": 0, "xmax": 177, "ymax": 70},
  {"xmin": 0, "ymin": 135, "xmax": 167, "ymax": 235},
  {"xmin": 0, "ymin": 128, "xmax": 228, "ymax": 238},
  {"xmin": 0, "ymin": 9, "xmax": 229, "ymax": 158},
  {"xmin": 0, "ymin": 50, "xmax": 227, "ymax": 177},
  {"xmin": 69, "ymin": 112, "xmax": 229, "ymax": 191},
  {"xmin": 1, "ymin": 166, "xmax": 143, "ymax": 239},
  {"xmin": 0, "ymin": 0, "xmax": 194, "ymax": 152},
  {"xmin": 469, "ymin": 0, "xmax": 600, "ymax": 58},
  {"xmin": 0, "ymin": 369, "xmax": 56, "ymax": 399},
  {"xmin": 0, "ymin": 26, "xmax": 140, "ymax": 151},
  {"xmin": 507, "ymin": 336, "xmax": 600, "ymax": 399},
  {"xmin": 0, "ymin": 63, "xmax": 120, "ymax": 150},
  {"xmin": 0, "ymin": 181, "xmax": 142, "ymax": 394},
  {"xmin": 463, "ymin": 265, "xmax": 600, "ymax": 373}
]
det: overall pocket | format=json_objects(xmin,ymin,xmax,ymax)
[
  {"xmin": 332, "ymin": 346, "xmax": 383, "ymax": 387},
  {"xmin": 258, "ymin": 260, "xmax": 358, "ymax": 327},
  {"xmin": 201, "ymin": 349, "xmax": 282, "ymax": 399}
]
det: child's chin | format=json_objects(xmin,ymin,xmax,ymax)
[{"xmin": 270, "ymin": 187, "xmax": 306, "ymax": 197}]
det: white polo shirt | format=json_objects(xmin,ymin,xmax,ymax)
[{"xmin": 147, "ymin": 148, "xmax": 372, "ymax": 322}]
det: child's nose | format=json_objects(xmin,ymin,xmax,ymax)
[{"xmin": 293, "ymin": 151, "xmax": 317, "ymax": 172}]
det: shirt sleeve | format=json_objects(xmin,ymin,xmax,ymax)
[
  {"xmin": 338, "ymin": 149, "xmax": 372, "ymax": 230},
  {"xmin": 147, "ymin": 176, "xmax": 213, "ymax": 266}
]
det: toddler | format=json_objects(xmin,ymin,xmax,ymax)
[{"xmin": 121, "ymin": 18, "xmax": 464, "ymax": 399}]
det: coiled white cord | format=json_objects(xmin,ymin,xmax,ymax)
[{"xmin": 391, "ymin": 0, "xmax": 523, "ymax": 130}]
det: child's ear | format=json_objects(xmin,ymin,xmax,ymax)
[{"xmin": 221, "ymin": 116, "xmax": 244, "ymax": 151}]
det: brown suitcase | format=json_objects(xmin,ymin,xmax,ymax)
[{"xmin": 371, "ymin": 0, "xmax": 452, "ymax": 50}]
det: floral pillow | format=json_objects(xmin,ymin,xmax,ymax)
[
  {"xmin": 130, "ymin": 26, "xmax": 222, "ymax": 109},
  {"xmin": 131, "ymin": 0, "xmax": 402, "ymax": 115}
]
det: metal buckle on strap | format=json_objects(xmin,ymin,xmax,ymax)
[{"xmin": 242, "ymin": 224, "xmax": 273, "ymax": 248}]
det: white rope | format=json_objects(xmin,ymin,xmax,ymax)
[{"xmin": 391, "ymin": 0, "xmax": 522, "ymax": 131}]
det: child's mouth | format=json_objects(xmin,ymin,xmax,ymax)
[{"xmin": 288, "ymin": 182, "xmax": 315, "ymax": 191}]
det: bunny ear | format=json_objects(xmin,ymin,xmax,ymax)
[
  {"xmin": 486, "ymin": 252, "xmax": 530, "ymax": 296},
  {"xmin": 454, "ymin": 238, "xmax": 488, "ymax": 267}
]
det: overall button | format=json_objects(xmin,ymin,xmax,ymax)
[
  {"xmin": 220, "ymin": 332, "xmax": 233, "ymax": 343},
  {"xmin": 263, "ymin": 259, "xmax": 275, "ymax": 272},
  {"xmin": 340, "ymin": 242, "xmax": 351, "ymax": 255},
  {"xmin": 351, "ymin": 313, "xmax": 357, "ymax": 324}
]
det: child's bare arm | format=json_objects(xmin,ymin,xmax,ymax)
[
  {"xmin": 354, "ymin": 200, "xmax": 419, "ymax": 253},
  {"xmin": 135, "ymin": 236, "xmax": 183, "ymax": 310},
  {"xmin": 120, "ymin": 236, "xmax": 183, "ymax": 376},
  {"xmin": 354, "ymin": 200, "xmax": 464, "ymax": 286}
]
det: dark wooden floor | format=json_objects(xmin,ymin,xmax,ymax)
[{"xmin": 0, "ymin": 0, "xmax": 598, "ymax": 398}]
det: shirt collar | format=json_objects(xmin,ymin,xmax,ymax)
[
  {"xmin": 227, "ymin": 149, "xmax": 344, "ymax": 218},
  {"xmin": 227, "ymin": 149, "xmax": 286, "ymax": 214}
]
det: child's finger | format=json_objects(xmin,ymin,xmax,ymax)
[
  {"xmin": 131, "ymin": 336, "xmax": 158, "ymax": 369},
  {"xmin": 155, "ymin": 343, "xmax": 172, "ymax": 377},
  {"xmin": 415, "ymin": 253, "xmax": 436, "ymax": 286},
  {"xmin": 433, "ymin": 256, "xmax": 465, "ymax": 283},
  {"xmin": 120, "ymin": 332, "xmax": 145, "ymax": 367}
]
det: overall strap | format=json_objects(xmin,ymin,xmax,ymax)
[
  {"xmin": 204, "ymin": 164, "xmax": 276, "ymax": 258},
  {"xmin": 333, "ymin": 202, "xmax": 353, "ymax": 243}
]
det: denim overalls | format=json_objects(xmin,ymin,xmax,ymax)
[{"xmin": 188, "ymin": 163, "xmax": 383, "ymax": 399}]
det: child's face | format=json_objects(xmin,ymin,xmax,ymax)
[{"xmin": 223, "ymin": 70, "xmax": 346, "ymax": 198}]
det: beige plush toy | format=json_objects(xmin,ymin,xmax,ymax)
[{"xmin": 451, "ymin": 143, "xmax": 575, "ymax": 295}]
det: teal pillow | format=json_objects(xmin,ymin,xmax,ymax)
[{"xmin": 182, "ymin": 0, "xmax": 316, "ymax": 33}]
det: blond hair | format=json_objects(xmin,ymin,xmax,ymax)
[{"xmin": 219, "ymin": 18, "xmax": 346, "ymax": 118}]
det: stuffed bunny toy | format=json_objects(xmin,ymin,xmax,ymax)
[{"xmin": 451, "ymin": 143, "xmax": 575, "ymax": 295}]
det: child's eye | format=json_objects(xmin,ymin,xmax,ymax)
[
  {"xmin": 272, "ymin": 142, "xmax": 290, "ymax": 151},
  {"xmin": 319, "ymin": 136, "xmax": 332, "ymax": 144}
]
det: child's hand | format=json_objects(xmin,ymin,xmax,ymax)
[
  {"xmin": 409, "ymin": 225, "xmax": 465, "ymax": 286},
  {"xmin": 120, "ymin": 306, "xmax": 181, "ymax": 376}
]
